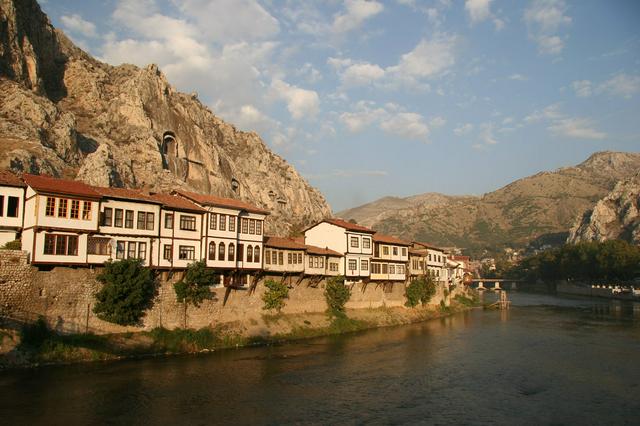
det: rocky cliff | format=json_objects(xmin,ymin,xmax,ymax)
[
  {"xmin": 567, "ymin": 172, "xmax": 640, "ymax": 245},
  {"xmin": 338, "ymin": 151, "xmax": 640, "ymax": 256},
  {"xmin": 0, "ymin": 0, "xmax": 331, "ymax": 234}
]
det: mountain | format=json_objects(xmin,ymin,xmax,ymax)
[
  {"xmin": 0, "ymin": 0, "xmax": 331, "ymax": 234},
  {"xmin": 338, "ymin": 151, "xmax": 640, "ymax": 256},
  {"xmin": 567, "ymin": 172, "xmax": 640, "ymax": 245}
]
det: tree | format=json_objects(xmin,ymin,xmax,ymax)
[
  {"xmin": 174, "ymin": 260, "xmax": 218, "ymax": 308},
  {"xmin": 405, "ymin": 276, "xmax": 436, "ymax": 307},
  {"xmin": 324, "ymin": 276, "xmax": 351, "ymax": 318},
  {"xmin": 262, "ymin": 279, "xmax": 289, "ymax": 312},
  {"xmin": 94, "ymin": 259, "xmax": 157, "ymax": 326}
]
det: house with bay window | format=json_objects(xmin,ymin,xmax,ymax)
[
  {"xmin": 89, "ymin": 187, "xmax": 161, "ymax": 266},
  {"xmin": 0, "ymin": 171, "xmax": 25, "ymax": 246},
  {"xmin": 304, "ymin": 218, "xmax": 374, "ymax": 282},
  {"xmin": 174, "ymin": 191, "xmax": 268, "ymax": 275},
  {"xmin": 20, "ymin": 174, "xmax": 100, "ymax": 265},
  {"xmin": 410, "ymin": 242, "xmax": 447, "ymax": 283},
  {"xmin": 149, "ymin": 193, "xmax": 206, "ymax": 269},
  {"xmin": 305, "ymin": 245, "xmax": 342, "ymax": 277},
  {"xmin": 263, "ymin": 236, "xmax": 306, "ymax": 274},
  {"xmin": 370, "ymin": 233, "xmax": 410, "ymax": 282}
]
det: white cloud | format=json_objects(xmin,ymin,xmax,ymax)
[
  {"xmin": 597, "ymin": 73, "xmax": 640, "ymax": 99},
  {"xmin": 524, "ymin": 0, "xmax": 572, "ymax": 55},
  {"xmin": 341, "ymin": 63, "xmax": 386, "ymax": 87},
  {"xmin": 465, "ymin": 0, "xmax": 493, "ymax": 23},
  {"xmin": 430, "ymin": 116, "xmax": 447, "ymax": 128},
  {"xmin": 479, "ymin": 123, "xmax": 498, "ymax": 145},
  {"xmin": 339, "ymin": 102, "xmax": 387, "ymax": 132},
  {"xmin": 548, "ymin": 118, "xmax": 606, "ymax": 140},
  {"xmin": 386, "ymin": 33, "xmax": 458, "ymax": 84},
  {"xmin": 332, "ymin": 0, "xmax": 384, "ymax": 33},
  {"xmin": 60, "ymin": 14, "xmax": 97, "ymax": 38},
  {"xmin": 524, "ymin": 103, "xmax": 563, "ymax": 123},
  {"xmin": 271, "ymin": 79, "xmax": 320, "ymax": 120},
  {"xmin": 454, "ymin": 123, "xmax": 474, "ymax": 136},
  {"xmin": 339, "ymin": 101, "xmax": 433, "ymax": 141},
  {"xmin": 571, "ymin": 80, "xmax": 592, "ymax": 98},
  {"xmin": 509, "ymin": 73, "xmax": 528, "ymax": 81},
  {"xmin": 380, "ymin": 113, "xmax": 430, "ymax": 140}
]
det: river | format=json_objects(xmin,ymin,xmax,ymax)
[{"xmin": 1, "ymin": 292, "xmax": 639, "ymax": 425}]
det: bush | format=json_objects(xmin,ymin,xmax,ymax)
[
  {"xmin": 405, "ymin": 277, "xmax": 436, "ymax": 307},
  {"xmin": 1, "ymin": 240, "xmax": 21, "ymax": 250},
  {"xmin": 324, "ymin": 276, "xmax": 350, "ymax": 318},
  {"xmin": 93, "ymin": 258, "xmax": 157, "ymax": 326},
  {"xmin": 262, "ymin": 279, "xmax": 289, "ymax": 312},
  {"xmin": 19, "ymin": 316, "xmax": 52, "ymax": 350},
  {"xmin": 174, "ymin": 260, "xmax": 218, "ymax": 307}
]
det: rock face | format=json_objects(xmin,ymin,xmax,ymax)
[
  {"xmin": 338, "ymin": 151, "xmax": 640, "ymax": 256},
  {"xmin": 0, "ymin": 0, "xmax": 331, "ymax": 234},
  {"xmin": 567, "ymin": 172, "xmax": 640, "ymax": 245}
]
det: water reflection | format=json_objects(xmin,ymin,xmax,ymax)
[{"xmin": 1, "ymin": 292, "xmax": 639, "ymax": 425}]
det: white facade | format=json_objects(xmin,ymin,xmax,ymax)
[
  {"xmin": 0, "ymin": 184, "xmax": 24, "ymax": 245},
  {"xmin": 264, "ymin": 247, "xmax": 305, "ymax": 273},
  {"xmin": 371, "ymin": 237, "xmax": 409, "ymax": 282},
  {"xmin": 155, "ymin": 208, "xmax": 205, "ymax": 269}
]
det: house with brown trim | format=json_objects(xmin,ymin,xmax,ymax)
[
  {"xmin": 0, "ymin": 171, "xmax": 26, "ymax": 246},
  {"xmin": 263, "ymin": 236, "xmax": 306, "ymax": 274},
  {"xmin": 371, "ymin": 233, "xmax": 410, "ymax": 282},
  {"xmin": 410, "ymin": 242, "xmax": 448, "ymax": 283}
]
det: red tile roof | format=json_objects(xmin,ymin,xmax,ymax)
[
  {"xmin": 92, "ymin": 186, "xmax": 161, "ymax": 204},
  {"xmin": 311, "ymin": 218, "xmax": 376, "ymax": 234},
  {"xmin": 147, "ymin": 193, "xmax": 207, "ymax": 212},
  {"xmin": 305, "ymin": 244, "xmax": 342, "ymax": 257},
  {"xmin": 373, "ymin": 233, "xmax": 411, "ymax": 246},
  {"xmin": 175, "ymin": 190, "xmax": 269, "ymax": 215},
  {"xmin": 23, "ymin": 174, "xmax": 101, "ymax": 199},
  {"xmin": 264, "ymin": 236, "xmax": 307, "ymax": 250},
  {"xmin": 0, "ymin": 170, "xmax": 25, "ymax": 187}
]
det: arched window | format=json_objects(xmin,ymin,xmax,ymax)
[
  {"xmin": 254, "ymin": 246, "xmax": 260, "ymax": 263},
  {"xmin": 162, "ymin": 131, "xmax": 177, "ymax": 156},
  {"xmin": 228, "ymin": 243, "xmax": 235, "ymax": 261},
  {"xmin": 218, "ymin": 242, "xmax": 225, "ymax": 261},
  {"xmin": 208, "ymin": 241, "xmax": 216, "ymax": 260},
  {"xmin": 247, "ymin": 245, "xmax": 253, "ymax": 263}
]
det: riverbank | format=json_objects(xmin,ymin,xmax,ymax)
[{"xmin": 0, "ymin": 294, "xmax": 479, "ymax": 369}]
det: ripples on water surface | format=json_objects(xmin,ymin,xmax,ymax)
[{"xmin": 1, "ymin": 292, "xmax": 639, "ymax": 425}]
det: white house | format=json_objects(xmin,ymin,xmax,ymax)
[
  {"xmin": 371, "ymin": 233, "xmax": 410, "ymax": 282},
  {"xmin": 263, "ymin": 236, "xmax": 306, "ymax": 274},
  {"xmin": 0, "ymin": 171, "xmax": 25, "ymax": 246},
  {"xmin": 148, "ymin": 193, "xmax": 206, "ymax": 269},
  {"xmin": 411, "ymin": 242, "xmax": 447, "ymax": 283},
  {"xmin": 305, "ymin": 245, "xmax": 342, "ymax": 277},
  {"xmin": 21, "ymin": 174, "xmax": 101, "ymax": 265},
  {"xmin": 304, "ymin": 218, "xmax": 375, "ymax": 282},
  {"xmin": 89, "ymin": 187, "xmax": 162, "ymax": 267}
]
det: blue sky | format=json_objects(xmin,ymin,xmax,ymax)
[{"xmin": 41, "ymin": 0, "xmax": 640, "ymax": 211}]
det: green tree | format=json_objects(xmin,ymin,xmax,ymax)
[
  {"xmin": 405, "ymin": 276, "xmax": 436, "ymax": 307},
  {"xmin": 324, "ymin": 276, "xmax": 350, "ymax": 318},
  {"xmin": 174, "ymin": 260, "xmax": 218, "ymax": 307},
  {"xmin": 94, "ymin": 259, "xmax": 157, "ymax": 326},
  {"xmin": 262, "ymin": 279, "xmax": 289, "ymax": 312}
]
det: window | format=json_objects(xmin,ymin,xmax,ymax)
[
  {"xmin": 229, "ymin": 216, "xmax": 235, "ymax": 232},
  {"xmin": 219, "ymin": 214, "xmax": 226, "ymax": 231},
  {"xmin": 228, "ymin": 243, "xmax": 235, "ymax": 261},
  {"xmin": 44, "ymin": 234, "xmax": 55, "ymax": 255},
  {"xmin": 218, "ymin": 242, "xmax": 225, "ymax": 261},
  {"xmin": 241, "ymin": 218, "xmax": 248, "ymax": 234},
  {"xmin": 247, "ymin": 245, "xmax": 253, "ymax": 263},
  {"xmin": 179, "ymin": 215, "xmax": 196, "ymax": 231},
  {"xmin": 309, "ymin": 257, "xmax": 314, "ymax": 268},
  {"xmin": 402, "ymin": 247, "xmax": 407, "ymax": 257},
  {"xmin": 288, "ymin": 253, "xmax": 292, "ymax": 264},
  {"xmin": 179, "ymin": 246, "xmax": 195, "ymax": 260},
  {"xmin": 87, "ymin": 237, "xmax": 111, "ymax": 256},
  {"xmin": 209, "ymin": 242, "xmax": 216, "ymax": 260},
  {"xmin": 266, "ymin": 250, "xmax": 272, "ymax": 265},
  {"xmin": 45, "ymin": 197, "xmax": 55, "ymax": 216},
  {"xmin": 330, "ymin": 262, "xmax": 338, "ymax": 272},
  {"xmin": 297, "ymin": 253, "xmax": 302, "ymax": 264},
  {"xmin": 0, "ymin": 196, "xmax": 3, "ymax": 216},
  {"xmin": 137, "ymin": 212, "xmax": 146, "ymax": 229},
  {"xmin": 350, "ymin": 236, "xmax": 359, "ymax": 248},
  {"xmin": 382, "ymin": 264, "xmax": 388, "ymax": 274},
  {"xmin": 138, "ymin": 242, "xmax": 147, "ymax": 260},
  {"xmin": 116, "ymin": 241, "xmax": 125, "ymax": 259},
  {"xmin": 102, "ymin": 208, "xmax": 113, "ymax": 227},
  {"xmin": 82, "ymin": 201, "xmax": 92, "ymax": 220},
  {"xmin": 372, "ymin": 263, "xmax": 380, "ymax": 274},
  {"xmin": 163, "ymin": 244, "xmax": 172, "ymax": 260},
  {"xmin": 393, "ymin": 247, "xmax": 398, "ymax": 256},
  {"xmin": 383, "ymin": 246, "xmax": 389, "ymax": 256},
  {"xmin": 398, "ymin": 265, "xmax": 404, "ymax": 274},
  {"xmin": 58, "ymin": 198, "xmax": 69, "ymax": 217},
  {"xmin": 114, "ymin": 209, "xmax": 123, "ymax": 227},
  {"xmin": 256, "ymin": 221, "xmax": 262, "ymax": 235},
  {"xmin": 238, "ymin": 244, "xmax": 244, "ymax": 262},
  {"xmin": 254, "ymin": 246, "xmax": 260, "ymax": 263},
  {"xmin": 278, "ymin": 251, "xmax": 283, "ymax": 265},
  {"xmin": 389, "ymin": 265, "xmax": 395, "ymax": 275},
  {"xmin": 362, "ymin": 238, "xmax": 370, "ymax": 249},
  {"xmin": 164, "ymin": 213, "xmax": 174, "ymax": 229},
  {"xmin": 7, "ymin": 196, "xmax": 19, "ymax": 218},
  {"xmin": 210, "ymin": 213, "xmax": 217, "ymax": 230},
  {"xmin": 128, "ymin": 242, "xmax": 136, "ymax": 259},
  {"xmin": 319, "ymin": 257, "xmax": 324, "ymax": 268},
  {"xmin": 361, "ymin": 260, "xmax": 369, "ymax": 271},
  {"xmin": 348, "ymin": 259, "xmax": 357, "ymax": 271},
  {"xmin": 146, "ymin": 212, "xmax": 154, "ymax": 230},
  {"xmin": 70, "ymin": 200, "xmax": 80, "ymax": 219},
  {"xmin": 125, "ymin": 210, "xmax": 134, "ymax": 228},
  {"xmin": 249, "ymin": 219, "xmax": 255, "ymax": 234}
]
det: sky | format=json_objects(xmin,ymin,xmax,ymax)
[{"xmin": 40, "ymin": 0, "xmax": 640, "ymax": 212}]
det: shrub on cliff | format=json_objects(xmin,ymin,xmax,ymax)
[
  {"xmin": 405, "ymin": 277, "xmax": 436, "ymax": 307},
  {"xmin": 94, "ymin": 259, "xmax": 157, "ymax": 326},
  {"xmin": 324, "ymin": 276, "xmax": 350, "ymax": 318},
  {"xmin": 262, "ymin": 279, "xmax": 289, "ymax": 312},
  {"xmin": 174, "ymin": 260, "xmax": 218, "ymax": 308}
]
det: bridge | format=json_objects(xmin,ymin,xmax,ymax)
[{"xmin": 470, "ymin": 278, "xmax": 522, "ymax": 291}]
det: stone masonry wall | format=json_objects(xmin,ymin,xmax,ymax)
[{"xmin": 0, "ymin": 251, "xmax": 450, "ymax": 335}]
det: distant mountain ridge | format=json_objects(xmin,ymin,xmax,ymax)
[{"xmin": 337, "ymin": 151, "xmax": 640, "ymax": 256}]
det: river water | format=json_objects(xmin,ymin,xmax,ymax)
[{"xmin": 1, "ymin": 292, "xmax": 639, "ymax": 425}]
